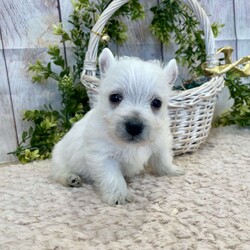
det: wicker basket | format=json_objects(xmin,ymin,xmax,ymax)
[{"xmin": 81, "ymin": 0, "xmax": 224, "ymax": 155}]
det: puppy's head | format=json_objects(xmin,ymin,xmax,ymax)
[{"xmin": 97, "ymin": 48, "xmax": 178, "ymax": 144}]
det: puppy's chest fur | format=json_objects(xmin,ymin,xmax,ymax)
[{"xmin": 113, "ymin": 145, "xmax": 152, "ymax": 177}]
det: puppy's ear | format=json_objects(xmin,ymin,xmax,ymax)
[
  {"xmin": 163, "ymin": 59, "xmax": 178, "ymax": 85},
  {"xmin": 99, "ymin": 48, "xmax": 115, "ymax": 76}
]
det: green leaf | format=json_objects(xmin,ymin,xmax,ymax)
[
  {"xmin": 22, "ymin": 131, "xmax": 28, "ymax": 142},
  {"xmin": 29, "ymin": 127, "xmax": 34, "ymax": 136}
]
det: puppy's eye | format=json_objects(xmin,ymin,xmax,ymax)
[
  {"xmin": 109, "ymin": 93, "xmax": 123, "ymax": 104},
  {"xmin": 151, "ymin": 98, "xmax": 162, "ymax": 110}
]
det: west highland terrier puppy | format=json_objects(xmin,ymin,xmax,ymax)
[{"xmin": 51, "ymin": 48, "xmax": 184, "ymax": 205}]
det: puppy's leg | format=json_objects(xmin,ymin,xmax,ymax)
[
  {"xmin": 149, "ymin": 152, "xmax": 184, "ymax": 176},
  {"xmin": 90, "ymin": 158, "xmax": 133, "ymax": 205},
  {"xmin": 149, "ymin": 147, "xmax": 185, "ymax": 176}
]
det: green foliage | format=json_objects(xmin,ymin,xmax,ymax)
[
  {"xmin": 9, "ymin": 0, "xmax": 144, "ymax": 163},
  {"xmin": 216, "ymin": 73, "xmax": 250, "ymax": 127},
  {"xmin": 104, "ymin": 0, "xmax": 145, "ymax": 43},
  {"xmin": 150, "ymin": 0, "xmax": 223, "ymax": 78}
]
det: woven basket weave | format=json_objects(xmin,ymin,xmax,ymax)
[{"xmin": 81, "ymin": 0, "xmax": 224, "ymax": 155}]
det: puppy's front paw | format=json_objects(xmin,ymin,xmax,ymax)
[
  {"xmin": 157, "ymin": 164, "xmax": 185, "ymax": 177},
  {"xmin": 67, "ymin": 174, "xmax": 82, "ymax": 187},
  {"xmin": 166, "ymin": 165, "xmax": 185, "ymax": 176},
  {"xmin": 102, "ymin": 191, "xmax": 134, "ymax": 206},
  {"xmin": 120, "ymin": 192, "xmax": 135, "ymax": 204}
]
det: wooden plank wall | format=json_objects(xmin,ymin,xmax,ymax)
[
  {"xmin": 0, "ymin": 0, "xmax": 249, "ymax": 164},
  {"xmin": 0, "ymin": 0, "xmax": 62, "ymax": 164}
]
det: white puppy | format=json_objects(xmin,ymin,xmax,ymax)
[{"xmin": 51, "ymin": 48, "xmax": 184, "ymax": 205}]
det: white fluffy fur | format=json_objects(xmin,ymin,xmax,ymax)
[{"xmin": 51, "ymin": 48, "xmax": 184, "ymax": 205}]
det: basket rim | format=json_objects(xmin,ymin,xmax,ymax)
[
  {"xmin": 169, "ymin": 75, "xmax": 224, "ymax": 107},
  {"xmin": 171, "ymin": 75, "xmax": 223, "ymax": 96}
]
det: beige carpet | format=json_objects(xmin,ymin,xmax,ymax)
[{"xmin": 0, "ymin": 126, "xmax": 249, "ymax": 250}]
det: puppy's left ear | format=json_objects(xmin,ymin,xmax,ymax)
[
  {"xmin": 163, "ymin": 59, "xmax": 178, "ymax": 85},
  {"xmin": 99, "ymin": 48, "xmax": 115, "ymax": 76}
]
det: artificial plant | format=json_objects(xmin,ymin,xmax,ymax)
[
  {"xmin": 150, "ymin": 0, "xmax": 223, "ymax": 79},
  {"xmin": 216, "ymin": 74, "xmax": 250, "ymax": 127}
]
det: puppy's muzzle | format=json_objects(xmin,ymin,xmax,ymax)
[
  {"xmin": 115, "ymin": 116, "xmax": 149, "ymax": 143},
  {"xmin": 125, "ymin": 119, "xmax": 144, "ymax": 137}
]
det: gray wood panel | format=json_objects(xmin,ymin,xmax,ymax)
[
  {"xmin": 0, "ymin": 0, "xmax": 60, "ymax": 49},
  {"xmin": 200, "ymin": 0, "xmax": 236, "ymax": 119},
  {"xmin": 4, "ymin": 49, "xmax": 62, "ymax": 141},
  {"xmin": 234, "ymin": 0, "xmax": 250, "ymax": 58},
  {"xmin": 0, "ymin": 40, "xmax": 17, "ymax": 163},
  {"xmin": 58, "ymin": 0, "xmax": 73, "ymax": 32},
  {"xmin": 0, "ymin": 0, "xmax": 62, "ymax": 146},
  {"xmin": 117, "ymin": 0, "xmax": 162, "ymax": 60},
  {"xmin": 58, "ymin": 0, "xmax": 75, "ymax": 70},
  {"xmin": 201, "ymin": 0, "xmax": 237, "ymax": 60}
]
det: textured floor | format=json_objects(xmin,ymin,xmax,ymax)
[{"xmin": 0, "ymin": 126, "xmax": 249, "ymax": 250}]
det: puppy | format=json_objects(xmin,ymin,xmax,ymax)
[{"xmin": 51, "ymin": 48, "xmax": 184, "ymax": 205}]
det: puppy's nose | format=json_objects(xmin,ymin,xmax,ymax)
[{"xmin": 125, "ymin": 120, "xmax": 144, "ymax": 137}]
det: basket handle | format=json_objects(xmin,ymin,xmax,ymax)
[
  {"xmin": 81, "ymin": 0, "xmax": 219, "ymax": 105},
  {"xmin": 82, "ymin": 0, "xmax": 130, "ymax": 78}
]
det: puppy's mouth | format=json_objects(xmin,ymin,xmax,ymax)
[
  {"xmin": 123, "ymin": 134, "xmax": 145, "ymax": 143},
  {"xmin": 115, "ymin": 117, "xmax": 150, "ymax": 144}
]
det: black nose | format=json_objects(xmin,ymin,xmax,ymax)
[{"xmin": 125, "ymin": 120, "xmax": 144, "ymax": 137}]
